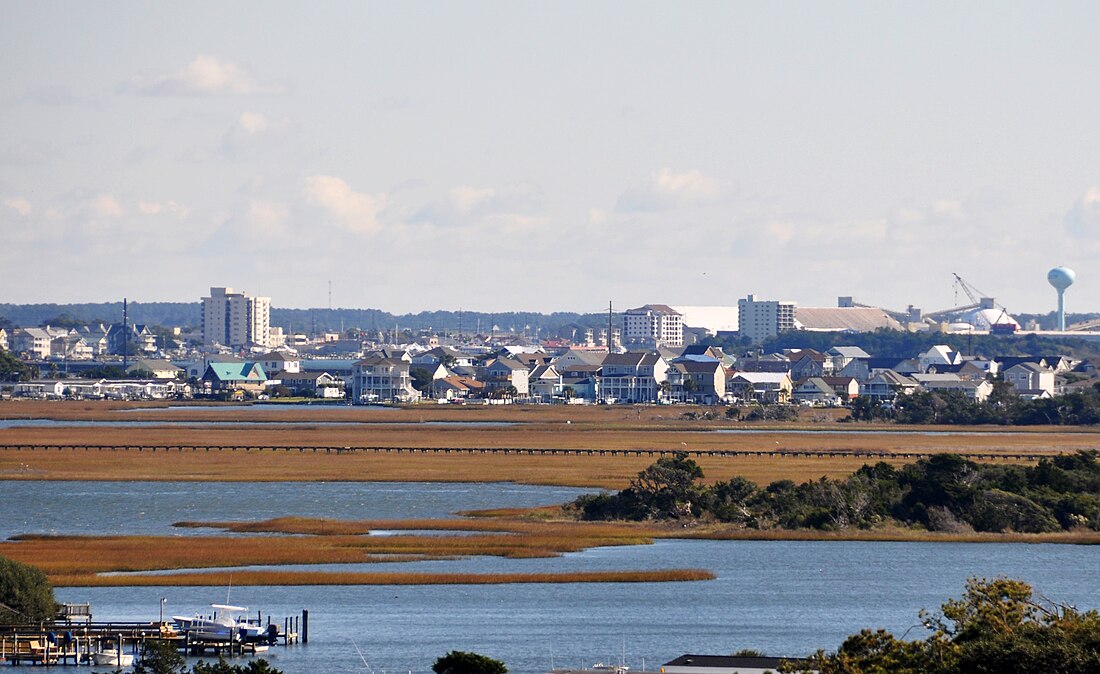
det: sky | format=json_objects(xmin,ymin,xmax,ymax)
[{"xmin": 2, "ymin": 1, "xmax": 1099, "ymax": 316}]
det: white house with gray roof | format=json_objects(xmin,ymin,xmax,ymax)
[{"xmin": 1003, "ymin": 362, "xmax": 1055, "ymax": 398}]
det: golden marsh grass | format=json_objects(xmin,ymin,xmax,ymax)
[
  {"xmin": 55, "ymin": 569, "xmax": 717, "ymax": 587},
  {"xmin": 4, "ymin": 397, "xmax": 1093, "ymax": 493},
  {"xmin": 5, "ymin": 513, "xmax": 1094, "ymax": 588}
]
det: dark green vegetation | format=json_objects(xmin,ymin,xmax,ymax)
[
  {"xmin": 572, "ymin": 452, "xmax": 1100, "ymax": 533},
  {"xmin": 433, "ymin": 651, "xmax": 508, "ymax": 674},
  {"xmin": 122, "ymin": 640, "xmax": 283, "ymax": 674},
  {"xmin": 0, "ymin": 556, "xmax": 57, "ymax": 624},
  {"xmin": 77, "ymin": 364, "xmax": 133, "ymax": 380},
  {"xmin": 0, "ymin": 303, "xmax": 611, "ymax": 337},
  {"xmin": 781, "ymin": 578, "xmax": 1100, "ymax": 674},
  {"xmin": 850, "ymin": 384, "xmax": 1100, "ymax": 426},
  {"xmin": 709, "ymin": 328, "xmax": 1100, "ymax": 361},
  {"xmin": 0, "ymin": 349, "xmax": 36, "ymax": 381}
]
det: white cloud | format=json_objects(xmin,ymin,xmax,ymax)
[
  {"xmin": 238, "ymin": 112, "xmax": 272, "ymax": 134},
  {"xmin": 932, "ymin": 199, "xmax": 964, "ymax": 220},
  {"xmin": 482, "ymin": 213, "xmax": 549, "ymax": 235},
  {"xmin": 91, "ymin": 194, "xmax": 124, "ymax": 218},
  {"xmin": 449, "ymin": 186, "xmax": 496, "ymax": 214},
  {"xmin": 138, "ymin": 200, "xmax": 190, "ymax": 218},
  {"xmin": 3, "ymin": 196, "xmax": 32, "ymax": 216},
  {"xmin": 886, "ymin": 198, "xmax": 969, "ymax": 246},
  {"xmin": 1065, "ymin": 187, "xmax": 1100, "ymax": 239},
  {"xmin": 248, "ymin": 200, "xmax": 290, "ymax": 232},
  {"xmin": 616, "ymin": 168, "xmax": 726, "ymax": 212},
  {"xmin": 304, "ymin": 175, "xmax": 386, "ymax": 234},
  {"xmin": 126, "ymin": 55, "xmax": 271, "ymax": 96},
  {"xmin": 223, "ymin": 112, "xmax": 290, "ymax": 152}
]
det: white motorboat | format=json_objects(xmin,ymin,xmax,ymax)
[
  {"xmin": 91, "ymin": 649, "xmax": 134, "ymax": 667},
  {"xmin": 172, "ymin": 604, "xmax": 263, "ymax": 642}
]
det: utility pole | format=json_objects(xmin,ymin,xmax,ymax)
[
  {"xmin": 608, "ymin": 300, "xmax": 613, "ymax": 354},
  {"xmin": 122, "ymin": 298, "xmax": 129, "ymax": 370}
]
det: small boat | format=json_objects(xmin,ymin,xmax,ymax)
[
  {"xmin": 92, "ymin": 649, "xmax": 134, "ymax": 667},
  {"xmin": 172, "ymin": 604, "xmax": 263, "ymax": 642}
]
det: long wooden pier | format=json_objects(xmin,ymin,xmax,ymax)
[{"xmin": 0, "ymin": 442, "xmax": 1069, "ymax": 461}]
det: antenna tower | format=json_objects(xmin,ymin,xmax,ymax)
[{"xmin": 122, "ymin": 298, "xmax": 129, "ymax": 370}]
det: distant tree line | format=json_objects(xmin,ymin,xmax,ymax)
[
  {"xmin": 571, "ymin": 452, "xmax": 1100, "ymax": 533},
  {"xmin": 850, "ymin": 383, "xmax": 1100, "ymax": 426},
  {"xmin": 0, "ymin": 303, "xmax": 201, "ymax": 330},
  {"xmin": 706, "ymin": 328, "xmax": 1100, "ymax": 361},
  {"xmin": 1, "ymin": 303, "xmax": 615, "ymax": 339}
]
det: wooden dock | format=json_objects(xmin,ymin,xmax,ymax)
[
  {"xmin": 0, "ymin": 442, "xmax": 1064, "ymax": 462},
  {"xmin": 0, "ymin": 610, "xmax": 306, "ymax": 667}
]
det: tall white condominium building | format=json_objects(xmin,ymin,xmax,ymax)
[
  {"xmin": 738, "ymin": 294, "xmax": 796, "ymax": 343},
  {"xmin": 623, "ymin": 304, "xmax": 684, "ymax": 348},
  {"xmin": 201, "ymin": 287, "xmax": 271, "ymax": 348}
]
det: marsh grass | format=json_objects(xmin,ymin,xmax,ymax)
[
  {"xmin": 55, "ymin": 569, "xmax": 717, "ymax": 587},
  {"xmin": 0, "ymin": 515, "xmax": 676, "ymax": 585},
  {"xmin": 5, "ymin": 509, "xmax": 1091, "ymax": 588},
  {"xmin": 3, "ymin": 398, "xmax": 1087, "ymax": 489}
]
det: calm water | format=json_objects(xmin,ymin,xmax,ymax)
[
  {"xmin": 0, "ymin": 481, "xmax": 588, "ymax": 538},
  {"xmin": 2, "ymin": 481, "xmax": 1097, "ymax": 673}
]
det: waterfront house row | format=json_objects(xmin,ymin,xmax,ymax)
[{"xmin": 2, "ymin": 336, "xmax": 1085, "ymax": 405}]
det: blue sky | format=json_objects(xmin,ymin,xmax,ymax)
[{"xmin": 2, "ymin": 2, "xmax": 1099, "ymax": 315}]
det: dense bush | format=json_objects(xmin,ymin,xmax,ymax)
[
  {"xmin": 0, "ymin": 556, "xmax": 57, "ymax": 625},
  {"xmin": 432, "ymin": 651, "xmax": 507, "ymax": 674},
  {"xmin": 781, "ymin": 578, "xmax": 1100, "ymax": 674},
  {"xmin": 853, "ymin": 383, "xmax": 1100, "ymax": 426},
  {"xmin": 571, "ymin": 451, "xmax": 1100, "ymax": 533}
]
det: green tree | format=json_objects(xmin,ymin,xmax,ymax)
[
  {"xmin": 81, "ymin": 364, "xmax": 128, "ymax": 379},
  {"xmin": 0, "ymin": 556, "xmax": 58, "ymax": 625},
  {"xmin": 0, "ymin": 349, "xmax": 36, "ymax": 381},
  {"xmin": 658, "ymin": 380, "xmax": 672, "ymax": 402},
  {"xmin": 41, "ymin": 313, "xmax": 98, "ymax": 329},
  {"xmin": 432, "ymin": 651, "xmax": 508, "ymax": 674},
  {"xmin": 626, "ymin": 453, "xmax": 705, "ymax": 519},
  {"xmin": 191, "ymin": 658, "xmax": 284, "ymax": 674},
  {"xmin": 784, "ymin": 578, "xmax": 1100, "ymax": 674},
  {"xmin": 131, "ymin": 639, "xmax": 186, "ymax": 674},
  {"xmin": 707, "ymin": 476, "xmax": 759, "ymax": 525},
  {"xmin": 410, "ymin": 366, "xmax": 435, "ymax": 393}
]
